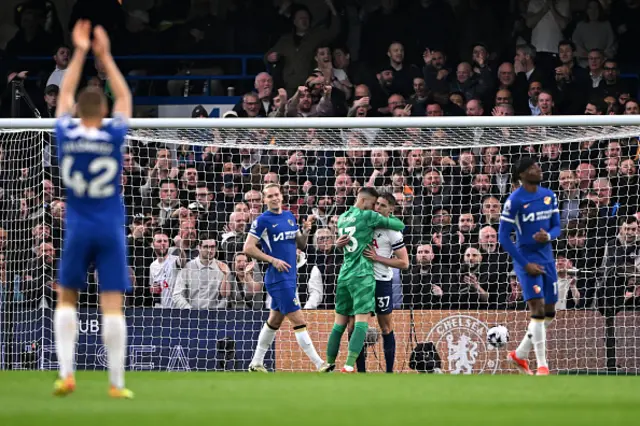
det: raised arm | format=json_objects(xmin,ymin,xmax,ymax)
[
  {"xmin": 91, "ymin": 26, "xmax": 132, "ymax": 118},
  {"xmin": 56, "ymin": 20, "xmax": 91, "ymax": 117},
  {"xmin": 296, "ymin": 215, "xmax": 315, "ymax": 249}
]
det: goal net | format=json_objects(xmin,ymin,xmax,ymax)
[{"xmin": 1, "ymin": 116, "xmax": 640, "ymax": 374}]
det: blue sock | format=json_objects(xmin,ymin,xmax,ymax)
[
  {"xmin": 383, "ymin": 331, "xmax": 396, "ymax": 373},
  {"xmin": 356, "ymin": 346, "xmax": 366, "ymax": 373}
]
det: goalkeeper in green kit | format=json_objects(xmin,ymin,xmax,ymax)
[{"xmin": 326, "ymin": 187, "xmax": 405, "ymax": 373}]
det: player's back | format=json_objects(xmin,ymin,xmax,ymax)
[
  {"xmin": 502, "ymin": 186, "xmax": 559, "ymax": 263},
  {"xmin": 56, "ymin": 114, "xmax": 127, "ymax": 228},
  {"xmin": 337, "ymin": 207, "xmax": 377, "ymax": 281}
]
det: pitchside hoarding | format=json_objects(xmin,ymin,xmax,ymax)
[{"xmin": 3, "ymin": 309, "xmax": 640, "ymax": 373}]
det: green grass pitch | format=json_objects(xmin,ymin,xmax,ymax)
[{"xmin": 0, "ymin": 371, "xmax": 638, "ymax": 426}]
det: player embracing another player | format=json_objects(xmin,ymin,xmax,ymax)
[
  {"xmin": 355, "ymin": 192, "xmax": 409, "ymax": 373},
  {"xmin": 326, "ymin": 188, "xmax": 405, "ymax": 373},
  {"xmin": 498, "ymin": 157, "xmax": 562, "ymax": 376}
]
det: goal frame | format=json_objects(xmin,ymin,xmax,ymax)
[
  {"xmin": 2, "ymin": 115, "xmax": 639, "ymax": 374},
  {"xmin": 1, "ymin": 115, "xmax": 639, "ymax": 130}
]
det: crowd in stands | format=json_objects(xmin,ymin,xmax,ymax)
[{"xmin": 0, "ymin": 0, "xmax": 639, "ymax": 315}]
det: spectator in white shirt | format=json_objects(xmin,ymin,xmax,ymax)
[
  {"xmin": 173, "ymin": 237, "xmax": 230, "ymax": 310},
  {"xmin": 526, "ymin": 0, "xmax": 571, "ymax": 70},
  {"xmin": 149, "ymin": 231, "xmax": 187, "ymax": 308},
  {"xmin": 46, "ymin": 45, "xmax": 70, "ymax": 87}
]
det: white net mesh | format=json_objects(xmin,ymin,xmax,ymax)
[{"xmin": 2, "ymin": 119, "xmax": 640, "ymax": 374}]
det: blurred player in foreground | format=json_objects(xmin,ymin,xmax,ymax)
[
  {"xmin": 243, "ymin": 183, "xmax": 331, "ymax": 372},
  {"xmin": 327, "ymin": 187, "xmax": 405, "ymax": 373},
  {"xmin": 355, "ymin": 192, "xmax": 409, "ymax": 373},
  {"xmin": 498, "ymin": 158, "xmax": 561, "ymax": 376},
  {"xmin": 53, "ymin": 20, "xmax": 133, "ymax": 398}
]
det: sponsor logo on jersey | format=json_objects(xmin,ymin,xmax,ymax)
[
  {"xmin": 426, "ymin": 315, "xmax": 499, "ymax": 375},
  {"xmin": 544, "ymin": 196, "xmax": 551, "ymax": 205},
  {"xmin": 523, "ymin": 204, "xmax": 530, "ymax": 209},
  {"xmin": 522, "ymin": 210, "xmax": 554, "ymax": 222},
  {"xmin": 272, "ymin": 223, "xmax": 278, "ymax": 228},
  {"xmin": 288, "ymin": 219, "xmax": 294, "ymax": 226},
  {"xmin": 273, "ymin": 230, "xmax": 297, "ymax": 241}
]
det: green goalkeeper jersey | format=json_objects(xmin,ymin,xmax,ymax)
[{"xmin": 337, "ymin": 207, "xmax": 405, "ymax": 282}]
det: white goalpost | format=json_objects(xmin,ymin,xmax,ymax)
[{"xmin": 1, "ymin": 115, "xmax": 639, "ymax": 374}]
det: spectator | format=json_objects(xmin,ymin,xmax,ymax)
[
  {"xmin": 313, "ymin": 45, "xmax": 352, "ymax": 101},
  {"xmin": 170, "ymin": 220, "xmax": 199, "ymax": 261},
  {"xmin": 220, "ymin": 211, "xmax": 249, "ymax": 263},
  {"xmin": 43, "ymin": 84, "xmax": 58, "ymax": 118},
  {"xmin": 594, "ymin": 59, "xmax": 627, "ymax": 101},
  {"xmin": 224, "ymin": 252, "xmax": 264, "ymax": 310},
  {"xmin": 403, "ymin": 243, "xmax": 443, "ymax": 308},
  {"xmin": 46, "ymin": 45, "xmax": 70, "ymax": 88},
  {"xmin": 233, "ymin": 74, "xmax": 274, "ymax": 117},
  {"xmin": 572, "ymin": 1, "xmax": 617, "ymax": 67},
  {"xmin": 311, "ymin": 228, "xmax": 342, "ymax": 310},
  {"xmin": 127, "ymin": 214, "xmax": 154, "ymax": 307},
  {"xmin": 21, "ymin": 241, "xmax": 56, "ymax": 309},
  {"xmin": 265, "ymin": 1, "xmax": 340, "ymax": 95},
  {"xmin": 6, "ymin": 1, "xmax": 62, "ymax": 74},
  {"xmin": 444, "ymin": 246, "xmax": 489, "ymax": 309},
  {"xmin": 140, "ymin": 149, "xmax": 179, "ymax": 199},
  {"xmin": 151, "ymin": 179, "xmax": 181, "ymax": 228},
  {"xmin": 555, "ymin": 255, "xmax": 581, "ymax": 310},
  {"xmin": 525, "ymin": 0, "xmax": 571, "ymax": 71},
  {"xmin": 286, "ymin": 84, "xmax": 333, "ymax": 117},
  {"xmin": 149, "ymin": 231, "xmax": 187, "ymax": 308},
  {"xmin": 173, "ymin": 236, "xmax": 229, "ymax": 310}
]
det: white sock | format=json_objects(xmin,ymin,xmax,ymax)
[
  {"xmin": 102, "ymin": 315, "xmax": 127, "ymax": 389},
  {"xmin": 515, "ymin": 321, "xmax": 533, "ymax": 360},
  {"xmin": 251, "ymin": 323, "xmax": 277, "ymax": 366},
  {"xmin": 530, "ymin": 319, "xmax": 548, "ymax": 369},
  {"xmin": 54, "ymin": 306, "xmax": 78, "ymax": 379},
  {"xmin": 294, "ymin": 327, "xmax": 324, "ymax": 369}
]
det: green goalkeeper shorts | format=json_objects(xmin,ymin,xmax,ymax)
[{"xmin": 335, "ymin": 275, "xmax": 376, "ymax": 316}]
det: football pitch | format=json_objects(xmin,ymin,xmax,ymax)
[{"xmin": 0, "ymin": 372, "xmax": 638, "ymax": 426}]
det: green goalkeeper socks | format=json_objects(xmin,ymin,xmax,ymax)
[
  {"xmin": 326, "ymin": 323, "xmax": 346, "ymax": 365},
  {"xmin": 346, "ymin": 322, "xmax": 368, "ymax": 367}
]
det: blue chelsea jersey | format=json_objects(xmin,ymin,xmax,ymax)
[
  {"xmin": 499, "ymin": 186, "xmax": 561, "ymax": 264},
  {"xmin": 249, "ymin": 210, "xmax": 299, "ymax": 287},
  {"xmin": 55, "ymin": 114, "xmax": 127, "ymax": 227}
]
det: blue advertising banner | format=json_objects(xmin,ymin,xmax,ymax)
[{"xmin": 1, "ymin": 308, "xmax": 271, "ymax": 371}]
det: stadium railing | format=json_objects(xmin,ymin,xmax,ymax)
[{"xmin": 18, "ymin": 53, "xmax": 266, "ymax": 99}]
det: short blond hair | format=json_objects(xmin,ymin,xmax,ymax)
[{"xmin": 262, "ymin": 183, "xmax": 281, "ymax": 194}]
